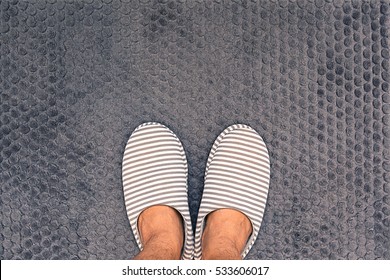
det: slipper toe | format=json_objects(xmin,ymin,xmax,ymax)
[
  {"xmin": 195, "ymin": 124, "xmax": 270, "ymax": 259},
  {"xmin": 122, "ymin": 122, "xmax": 194, "ymax": 260}
]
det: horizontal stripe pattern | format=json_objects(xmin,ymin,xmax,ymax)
[
  {"xmin": 122, "ymin": 122, "xmax": 194, "ymax": 260},
  {"xmin": 195, "ymin": 124, "xmax": 270, "ymax": 259}
]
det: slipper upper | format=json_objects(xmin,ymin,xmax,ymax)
[
  {"xmin": 122, "ymin": 122, "xmax": 194, "ymax": 260},
  {"xmin": 195, "ymin": 124, "xmax": 270, "ymax": 259}
]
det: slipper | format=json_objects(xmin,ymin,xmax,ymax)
[
  {"xmin": 194, "ymin": 124, "xmax": 270, "ymax": 259},
  {"xmin": 122, "ymin": 122, "xmax": 194, "ymax": 260}
]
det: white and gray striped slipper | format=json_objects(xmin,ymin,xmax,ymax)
[
  {"xmin": 194, "ymin": 124, "xmax": 270, "ymax": 259},
  {"xmin": 122, "ymin": 122, "xmax": 194, "ymax": 260}
]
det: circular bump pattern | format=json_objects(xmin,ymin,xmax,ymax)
[{"xmin": 0, "ymin": 0, "xmax": 389, "ymax": 260}]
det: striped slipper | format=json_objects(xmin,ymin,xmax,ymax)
[
  {"xmin": 122, "ymin": 122, "xmax": 194, "ymax": 260},
  {"xmin": 194, "ymin": 124, "xmax": 270, "ymax": 259}
]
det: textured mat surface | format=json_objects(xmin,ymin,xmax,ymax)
[{"xmin": 1, "ymin": 0, "xmax": 389, "ymax": 260}]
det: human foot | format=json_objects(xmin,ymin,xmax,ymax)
[
  {"xmin": 134, "ymin": 205, "xmax": 184, "ymax": 260},
  {"xmin": 201, "ymin": 209, "xmax": 252, "ymax": 259}
]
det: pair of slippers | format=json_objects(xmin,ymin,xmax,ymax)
[{"xmin": 122, "ymin": 122, "xmax": 270, "ymax": 260}]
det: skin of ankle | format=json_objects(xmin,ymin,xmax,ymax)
[
  {"xmin": 136, "ymin": 206, "xmax": 184, "ymax": 258},
  {"xmin": 201, "ymin": 209, "xmax": 253, "ymax": 260},
  {"xmin": 202, "ymin": 236, "xmax": 242, "ymax": 260},
  {"xmin": 134, "ymin": 234, "xmax": 182, "ymax": 260}
]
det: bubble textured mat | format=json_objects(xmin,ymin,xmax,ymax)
[{"xmin": 1, "ymin": 0, "xmax": 389, "ymax": 260}]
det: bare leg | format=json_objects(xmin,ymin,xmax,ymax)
[
  {"xmin": 201, "ymin": 209, "xmax": 252, "ymax": 260},
  {"xmin": 133, "ymin": 205, "xmax": 184, "ymax": 260}
]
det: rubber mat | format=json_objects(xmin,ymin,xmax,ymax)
[{"xmin": 1, "ymin": 0, "xmax": 389, "ymax": 260}]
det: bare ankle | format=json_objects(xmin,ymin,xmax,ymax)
[
  {"xmin": 202, "ymin": 237, "xmax": 242, "ymax": 260},
  {"xmin": 201, "ymin": 209, "xmax": 252, "ymax": 260},
  {"xmin": 134, "ymin": 234, "xmax": 182, "ymax": 260},
  {"xmin": 133, "ymin": 206, "xmax": 184, "ymax": 260}
]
